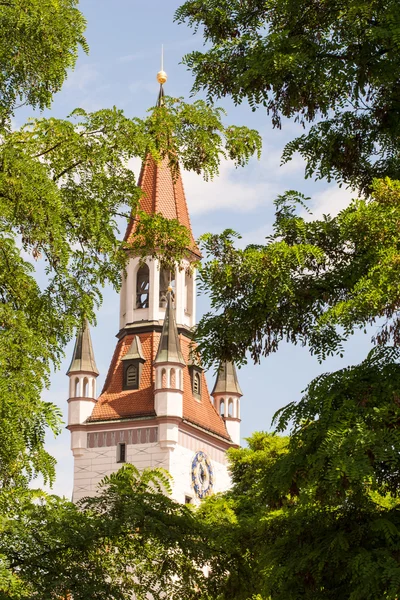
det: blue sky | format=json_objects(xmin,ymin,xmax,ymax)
[{"xmin": 21, "ymin": 0, "xmax": 375, "ymax": 497}]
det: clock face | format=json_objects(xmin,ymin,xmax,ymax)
[{"xmin": 191, "ymin": 451, "xmax": 214, "ymax": 499}]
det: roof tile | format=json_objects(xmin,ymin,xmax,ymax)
[
  {"xmin": 124, "ymin": 155, "xmax": 200, "ymax": 256},
  {"xmin": 89, "ymin": 331, "xmax": 230, "ymax": 440}
]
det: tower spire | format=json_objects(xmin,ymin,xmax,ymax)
[
  {"xmin": 155, "ymin": 291, "xmax": 185, "ymax": 366},
  {"xmin": 211, "ymin": 361, "xmax": 242, "ymax": 397},
  {"xmin": 67, "ymin": 320, "xmax": 99, "ymax": 376},
  {"xmin": 156, "ymin": 45, "xmax": 167, "ymax": 107}
]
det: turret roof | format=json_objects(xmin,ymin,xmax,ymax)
[
  {"xmin": 86, "ymin": 82, "xmax": 230, "ymax": 441},
  {"xmin": 67, "ymin": 321, "xmax": 99, "ymax": 376},
  {"xmin": 211, "ymin": 361, "xmax": 243, "ymax": 397},
  {"xmin": 154, "ymin": 292, "xmax": 185, "ymax": 366}
]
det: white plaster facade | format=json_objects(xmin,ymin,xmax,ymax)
[
  {"xmin": 70, "ymin": 422, "xmax": 231, "ymax": 505},
  {"xmin": 72, "ymin": 437, "xmax": 170, "ymax": 502},
  {"xmin": 213, "ymin": 393, "xmax": 242, "ymax": 445}
]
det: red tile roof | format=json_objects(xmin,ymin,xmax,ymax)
[
  {"xmin": 124, "ymin": 154, "xmax": 200, "ymax": 257},
  {"xmin": 89, "ymin": 331, "xmax": 230, "ymax": 441}
]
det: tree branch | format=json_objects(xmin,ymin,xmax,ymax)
[{"xmin": 53, "ymin": 160, "xmax": 84, "ymax": 181}]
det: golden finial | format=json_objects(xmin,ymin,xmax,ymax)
[
  {"xmin": 167, "ymin": 285, "xmax": 173, "ymax": 292},
  {"xmin": 157, "ymin": 44, "xmax": 167, "ymax": 85}
]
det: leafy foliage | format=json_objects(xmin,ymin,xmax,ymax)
[
  {"xmin": 0, "ymin": 70, "xmax": 261, "ymax": 490},
  {"xmin": 0, "ymin": 0, "xmax": 87, "ymax": 122},
  {"xmin": 196, "ymin": 178, "xmax": 400, "ymax": 365},
  {"xmin": 197, "ymin": 349, "xmax": 400, "ymax": 599},
  {"xmin": 145, "ymin": 96, "xmax": 262, "ymax": 180},
  {"xmin": 176, "ymin": 0, "xmax": 400, "ymax": 193},
  {"xmin": 0, "ymin": 465, "xmax": 212, "ymax": 600}
]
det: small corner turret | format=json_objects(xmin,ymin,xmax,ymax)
[
  {"xmin": 67, "ymin": 321, "xmax": 98, "ymax": 456},
  {"xmin": 154, "ymin": 291, "xmax": 185, "ymax": 448},
  {"xmin": 211, "ymin": 361, "xmax": 243, "ymax": 445}
]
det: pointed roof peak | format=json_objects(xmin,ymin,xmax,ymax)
[
  {"xmin": 156, "ymin": 44, "xmax": 167, "ymax": 106},
  {"xmin": 154, "ymin": 292, "xmax": 185, "ymax": 366},
  {"xmin": 124, "ymin": 154, "xmax": 200, "ymax": 257},
  {"xmin": 211, "ymin": 361, "xmax": 242, "ymax": 397},
  {"xmin": 124, "ymin": 71, "xmax": 200, "ymax": 258},
  {"xmin": 67, "ymin": 320, "xmax": 99, "ymax": 376},
  {"xmin": 122, "ymin": 335, "xmax": 145, "ymax": 362}
]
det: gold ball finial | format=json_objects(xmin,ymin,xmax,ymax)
[
  {"xmin": 157, "ymin": 70, "xmax": 167, "ymax": 85},
  {"xmin": 167, "ymin": 285, "xmax": 173, "ymax": 292}
]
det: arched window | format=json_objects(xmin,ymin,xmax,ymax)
[
  {"xmin": 136, "ymin": 264, "xmax": 150, "ymax": 309},
  {"xmin": 185, "ymin": 272, "xmax": 193, "ymax": 315},
  {"xmin": 170, "ymin": 369, "xmax": 176, "ymax": 388},
  {"xmin": 74, "ymin": 377, "xmax": 79, "ymax": 397},
  {"xmin": 161, "ymin": 368, "xmax": 167, "ymax": 388},
  {"xmin": 193, "ymin": 372, "xmax": 201, "ymax": 396},
  {"xmin": 159, "ymin": 269, "xmax": 176, "ymax": 307},
  {"xmin": 126, "ymin": 364, "xmax": 138, "ymax": 387},
  {"xmin": 228, "ymin": 398, "xmax": 234, "ymax": 417},
  {"xmin": 220, "ymin": 400, "xmax": 225, "ymax": 417},
  {"xmin": 83, "ymin": 378, "xmax": 89, "ymax": 398}
]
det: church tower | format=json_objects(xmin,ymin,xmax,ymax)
[{"xmin": 67, "ymin": 72, "xmax": 242, "ymax": 504}]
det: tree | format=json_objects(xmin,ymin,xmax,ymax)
[
  {"xmin": 176, "ymin": 0, "xmax": 400, "ymax": 194},
  {"xmin": 0, "ymin": 3, "xmax": 262, "ymax": 492},
  {"xmin": 0, "ymin": 0, "xmax": 87, "ymax": 123},
  {"xmin": 196, "ymin": 178, "xmax": 400, "ymax": 364},
  {"xmin": 197, "ymin": 349, "xmax": 400, "ymax": 599},
  {"xmin": 174, "ymin": 0, "xmax": 400, "ymax": 365},
  {"xmin": 0, "ymin": 465, "xmax": 213, "ymax": 599},
  {"xmin": 196, "ymin": 433, "xmax": 289, "ymax": 600},
  {"xmin": 174, "ymin": 5, "xmax": 400, "ymax": 597},
  {"xmin": 0, "ymin": 4, "xmax": 262, "ymax": 596}
]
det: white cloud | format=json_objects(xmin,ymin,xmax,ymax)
[
  {"xmin": 126, "ymin": 157, "xmax": 142, "ymax": 184},
  {"xmin": 304, "ymin": 185, "xmax": 356, "ymax": 220},
  {"xmin": 181, "ymin": 140, "xmax": 307, "ymax": 216},
  {"xmin": 183, "ymin": 159, "xmax": 277, "ymax": 215},
  {"xmin": 278, "ymin": 152, "xmax": 306, "ymax": 175}
]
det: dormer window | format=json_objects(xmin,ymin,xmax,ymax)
[
  {"xmin": 122, "ymin": 336, "xmax": 146, "ymax": 391},
  {"xmin": 123, "ymin": 360, "xmax": 142, "ymax": 390},
  {"xmin": 188, "ymin": 356, "xmax": 203, "ymax": 400}
]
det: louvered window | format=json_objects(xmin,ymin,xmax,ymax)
[
  {"xmin": 126, "ymin": 364, "xmax": 138, "ymax": 387},
  {"xmin": 193, "ymin": 372, "xmax": 201, "ymax": 396}
]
